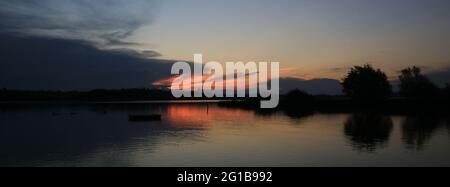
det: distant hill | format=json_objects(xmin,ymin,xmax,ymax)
[
  {"xmin": 427, "ymin": 68, "xmax": 450, "ymax": 88},
  {"xmin": 279, "ymin": 77, "xmax": 343, "ymax": 95}
]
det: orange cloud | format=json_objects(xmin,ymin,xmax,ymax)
[{"xmin": 153, "ymin": 73, "xmax": 260, "ymax": 91}]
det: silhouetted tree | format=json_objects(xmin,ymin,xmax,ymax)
[
  {"xmin": 342, "ymin": 65, "xmax": 392, "ymax": 100},
  {"xmin": 399, "ymin": 66, "xmax": 438, "ymax": 98}
]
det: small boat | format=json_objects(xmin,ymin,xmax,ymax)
[{"xmin": 129, "ymin": 114, "xmax": 162, "ymax": 122}]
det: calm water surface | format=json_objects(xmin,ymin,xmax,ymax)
[{"xmin": 0, "ymin": 103, "xmax": 449, "ymax": 167}]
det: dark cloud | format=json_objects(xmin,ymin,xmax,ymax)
[
  {"xmin": 0, "ymin": 34, "xmax": 174, "ymax": 91},
  {"xmin": 141, "ymin": 50, "xmax": 163, "ymax": 58},
  {"xmin": 0, "ymin": 0, "xmax": 160, "ymax": 45},
  {"xmin": 100, "ymin": 31, "xmax": 140, "ymax": 46},
  {"xmin": 107, "ymin": 49, "xmax": 162, "ymax": 59},
  {"xmin": 0, "ymin": 1, "xmax": 177, "ymax": 91}
]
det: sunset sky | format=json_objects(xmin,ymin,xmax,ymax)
[
  {"xmin": 129, "ymin": 0, "xmax": 450, "ymax": 80},
  {"xmin": 1, "ymin": 0, "xmax": 450, "ymax": 91}
]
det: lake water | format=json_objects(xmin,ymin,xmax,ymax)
[{"xmin": 1, "ymin": 103, "xmax": 449, "ymax": 167}]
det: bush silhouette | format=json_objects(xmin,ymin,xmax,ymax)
[
  {"xmin": 342, "ymin": 65, "xmax": 392, "ymax": 101},
  {"xmin": 281, "ymin": 89, "xmax": 314, "ymax": 109},
  {"xmin": 280, "ymin": 89, "xmax": 315, "ymax": 117},
  {"xmin": 399, "ymin": 66, "xmax": 438, "ymax": 98}
]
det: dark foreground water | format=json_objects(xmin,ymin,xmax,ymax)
[{"xmin": 1, "ymin": 103, "xmax": 449, "ymax": 167}]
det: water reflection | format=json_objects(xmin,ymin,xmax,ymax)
[
  {"xmin": 165, "ymin": 104, "xmax": 251, "ymax": 129},
  {"xmin": 0, "ymin": 104, "xmax": 207, "ymax": 166},
  {"xmin": 343, "ymin": 113, "xmax": 393, "ymax": 152},
  {"xmin": 448, "ymin": 118, "xmax": 450, "ymax": 136},
  {"xmin": 401, "ymin": 115, "xmax": 449, "ymax": 151},
  {"xmin": 0, "ymin": 103, "xmax": 450, "ymax": 166}
]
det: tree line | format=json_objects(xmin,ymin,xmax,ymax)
[{"xmin": 341, "ymin": 65, "xmax": 449, "ymax": 100}]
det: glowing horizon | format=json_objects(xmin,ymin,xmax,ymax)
[{"xmin": 126, "ymin": 0, "xmax": 450, "ymax": 81}]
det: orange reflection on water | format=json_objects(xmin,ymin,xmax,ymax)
[{"xmin": 165, "ymin": 104, "xmax": 253, "ymax": 129}]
